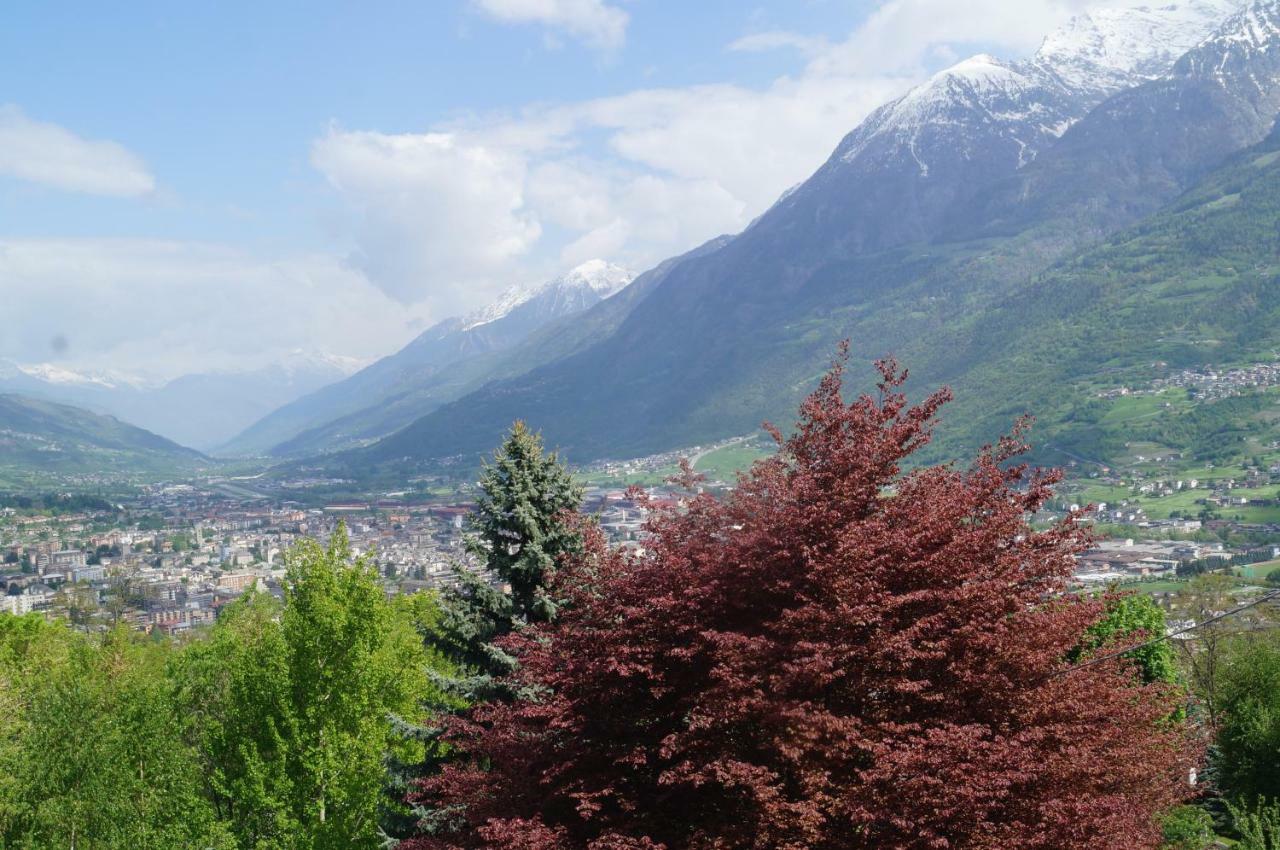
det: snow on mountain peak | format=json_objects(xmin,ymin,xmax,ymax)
[
  {"xmin": 461, "ymin": 260, "xmax": 634, "ymax": 332},
  {"xmin": 1180, "ymin": 0, "xmax": 1280, "ymax": 78},
  {"xmin": 558, "ymin": 259, "xmax": 634, "ymax": 297},
  {"xmin": 835, "ymin": 0, "xmax": 1244, "ymax": 171},
  {"xmin": 1036, "ymin": 1, "xmax": 1247, "ymax": 86},
  {"xmin": 14, "ymin": 363, "xmax": 132, "ymax": 389}
]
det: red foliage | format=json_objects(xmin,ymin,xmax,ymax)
[{"xmin": 408, "ymin": 354, "xmax": 1201, "ymax": 850}]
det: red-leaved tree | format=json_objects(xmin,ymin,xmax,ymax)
[{"xmin": 407, "ymin": 353, "xmax": 1200, "ymax": 850}]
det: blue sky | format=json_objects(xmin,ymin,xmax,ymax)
[
  {"xmin": 2, "ymin": 1, "xmax": 859, "ymax": 248},
  {"xmin": 0, "ymin": 0, "xmax": 1089, "ymax": 380}
]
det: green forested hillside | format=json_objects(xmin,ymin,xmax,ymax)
[
  {"xmin": 0, "ymin": 394, "xmax": 207, "ymax": 483},
  {"xmin": 923, "ymin": 135, "xmax": 1280, "ymax": 466},
  {"xmin": 345, "ymin": 132, "xmax": 1280, "ymax": 477}
]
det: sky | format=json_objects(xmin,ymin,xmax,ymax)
[{"xmin": 0, "ymin": 0, "xmax": 1099, "ymax": 382}]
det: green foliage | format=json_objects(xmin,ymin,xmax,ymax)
[
  {"xmin": 173, "ymin": 592, "xmax": 299, "ymax": 848},
  {"xmin": 1159, "ymin": 804, "xmax": 1216, "ymax": 850},
  {"xmin": 174, "ymin": 524, "xmax": 449, "ymax": 850},
  {"xmin": 0, "ymin": 616, "xmax": 233, "ymax": 849},
  {"xmin": 1230, "ymin": 799, "xmax": 1280, "ymax": 850},
  {"xmin": 281, "ymin": 526, "xmax": 435, "ymax": 847},
  {"xmin": 1079, "ymin": 593, "xmax": 1180, "ymax": 685},
  {"xmin": 1214, "ymin": 636, "xmax": 1280, "ymax": 804},
  {"xmin": 0, "ymin": 525, "xmax": 458, "ymax": 849}
]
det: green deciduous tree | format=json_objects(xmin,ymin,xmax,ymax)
[
  {"xmin": 1213, "ymin": 636, "xmax": 1280, "ymax": 805},
  {"xmin": 176, "ymin": 524, "xmax": 445, "ymax": 850},
  {"xmin": 0, "ymin": 616, "xmax": 232, "ymax": 849},
  {"xmin": 174, "ymin": 591, "xmax": 298, "ymax": 848},
  {"xmin": 1079, "ymin": 592, "xmax": 1180, "ymax": 685}
]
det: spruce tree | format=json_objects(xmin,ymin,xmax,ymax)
[{"xmin": 391, "ymin": 421, "xmax": 584, "ymax": 843}]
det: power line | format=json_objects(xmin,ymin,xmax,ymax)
[{"xmin": 1050, "ymin": 588, "xmax": 1280, "ymax": 679}]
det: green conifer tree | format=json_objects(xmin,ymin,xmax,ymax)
[{"xmin": 390, "ymin": 421, "xmax": 584, "ymax": 843}]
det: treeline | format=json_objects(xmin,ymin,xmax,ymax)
[
  {"xmin": 7, "ymin": 355, "xmax": 1280, "ymax": 848},
  {"xmin": 0, "ymin": 492, "xmax": 118, "ymax": 513}
]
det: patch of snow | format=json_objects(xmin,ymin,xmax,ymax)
[
  {"xmin": 462, "ymin": 260, "xmax": 634, "ymax": 331},
  {"xmin": 836, "ymin": 0, "xmax": 1244, "ymax": 171},
  {"xmin": 1038, "ymin": 1, "xmax": 1245, "ymax": 86},
  {"xmin": 275, "ymin": 349, "xmax": 370, "ymax": 377},
  {"xmin": 16, "ymin": 363, "xmax": 127, "ymax": 389}
]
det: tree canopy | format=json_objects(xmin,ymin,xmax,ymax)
[{"xmin": 409, "ymin": 355, "xmax": 1201, "ymax": 849}]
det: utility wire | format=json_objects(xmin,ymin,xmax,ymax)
[{"xmin": 1050, "ymin": 588, "xmax": 1280, "ymax": 679}]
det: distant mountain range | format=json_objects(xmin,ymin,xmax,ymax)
[
  {"xmin": 0, "ymin": 393, "xmax": 207, "ymax": 484},
  {"xmin": 29, "ymin": 0, "xmax": 1280, "ymax": 483},
  {"xmin": 221, "ymin": 259, "xmax": 634, "ymax": 457},
  {"xmin": 0, "ymin": 353, "xmax": 361, "ymax": 452},
  {"xmin": 307, "ymin": 0, "xmax": 1280, "ymax": 474}
]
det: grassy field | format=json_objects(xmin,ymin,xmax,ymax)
[
  {"xmin": 1236, "ymin": 559, "xmax": 1280, "ymax": 580},
  {"xmin": 693, "ymin": 441, "xmax": 773, "ymax": 483}
]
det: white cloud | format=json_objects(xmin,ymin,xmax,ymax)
[
  {"xmin": 728, "ymin": 31, "xmax": 830, "ymax": 58},
  {"xmin": 311, "ymin": 128, "xmax": 542, "ymax": 314},
  {"xmin": 0, "ymin": 238, "xmax": 429, "ymax": 382},
  {"xmin": 808, "ymin": 0, "xmax": 1095, "ymax": 78},
  {"xmin": 471, "ymin": 0, "xmax": 629, "ymax": 50},
  {"xmin": 311, "ymin": 0, "xmax": 1115, "ymax": 317},
  {"xmin": 310, "ymin": 71, "xmax": 913, "ymax": 307},
  {"xmin": 0, "ymin": 105, "xmax": 156, "ymax": 197}
]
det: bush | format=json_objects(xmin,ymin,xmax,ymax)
[
  {"xmin": 1160, "ymin": 805, "xmax": 1215, "ymax": 849},
  {"xmin": 1230, "ymin": 799, "xmax": 1280, "ymax": 850}
]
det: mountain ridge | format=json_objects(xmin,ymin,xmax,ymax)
[
  {"xmin": 221, "ymin": 259, "xmax": 634, "ymax": 457},
  {"xmin": 0, "ymin": 393, "xmax": 208, "ymax": 484},
  {"xmin": 328, "ymin": 0, "xmax": 1280, "ymax": 472}
]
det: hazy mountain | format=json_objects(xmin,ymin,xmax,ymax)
[
  {"xmin": 0, "ymin": 353, "xmax": 359, "ymax": 452},
  {"xmin": 222, "ymin": 260, "xmax": 634, "ymax": 457},
  {"xmin": 0, "ymin": 393, "xmax": 206, "ymax": 482}
]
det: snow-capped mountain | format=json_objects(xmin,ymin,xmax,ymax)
[
  {"xmin": 355, "ymin": 0, "xmax": 1280, "ymax": 469},
  {"xmin": 1037, "ymin": 0, "xmax": 1246, "ymax": 88},
  {"xmin": 972, "ymin": 0, "xmax": 1280, "ymax": 238},
  {"xmin": 462, "ymin": 260, "xmax": 634, "ymax": 332},
  {"xmin": 1179, "ymin": 0, "xmax": 1280, "ymax": 85},
  {"xmin": 769, "ymin": 0, "xmax": 1243, "ymax": 258},
  {"xmin": 0, "ymin": 361, "xmax": 146, "ymax": 391},
  {"xmin": 840, "ymin": 0, "xmax": 1244, "ymax": 169},
  {"xmin": 222, "ymin": 260, "xmax": 634, "ymax": 456}
]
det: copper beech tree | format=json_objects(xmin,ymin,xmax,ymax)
[{"xmin": 407, "ymin": 353, "xmax": 1201, "ymax": 850}]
